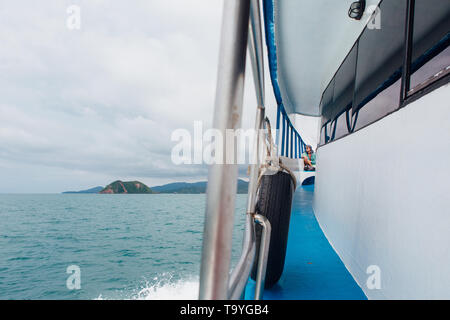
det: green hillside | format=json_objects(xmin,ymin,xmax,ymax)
[
  {"xmin": 151, "ymin": 179, "xmax": 248, "ymax": 194},
  {"xmin": 100, "ymin": 180, "xmax": 153, "ymax": 194}
]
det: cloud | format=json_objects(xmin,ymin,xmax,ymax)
[{"xmin": 0, "ymin": 0, "xmax": 279, "ymax": 193}]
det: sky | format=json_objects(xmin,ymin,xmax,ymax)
[{"xmin": 0, "ymin": 0, "xmax": 318, "ymax": 193}]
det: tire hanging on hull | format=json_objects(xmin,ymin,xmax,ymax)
[{"xmin": 250, "ymin": 168, "xmax": 295, "ymax": 288}]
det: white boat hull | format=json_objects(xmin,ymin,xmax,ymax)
[{"xmin": 314, "ymin": 83, "xmax": 450, "ymax": 299}]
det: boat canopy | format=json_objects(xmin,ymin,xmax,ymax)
[{"xmin": 264, "ymin": 0, "xmax": 381, "ymax": 116}]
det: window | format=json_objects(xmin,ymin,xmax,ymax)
[
  {"xmin": 318, "ymin": 0, "xmax": 450, "ymax": 147},
  {"xmin": 333, "ymin": 110, "xmax": 349, "ymax": 141},
  {"xmin": 346, "ymin": 108, "xmax": 358, "ymax": 133},
  {"xmin": 331, "ymin": 44, "xmax": 357, "ymax": 121},
  {"xmin": 329, "ymin": 119, "xmax": 337, "ymax": 140},
  {"xmin": 320, "ymin": 120, "xmax": 332, "ymax": 144},
  {"xmin": 320, "ymin": 78, "xmax": 335, "ymax": 124},
  {"xmin": 355, "ymin": 78, "xmax": 402, "ymax": 130},
  {"xmin": 319, "ymin": 125, "xmax": 326, "ymax": 146},
  {"xmin": 353, "ymin": 0, "xmax": 406, "ymax": 114},
  {"xmin": 410, "ymin": 0, "xmax": 450, "ymax": 92}
]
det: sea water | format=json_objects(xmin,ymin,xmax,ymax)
[{"xmin": 0, "ymin": 194, "xmax": 246, "ymax": 299}]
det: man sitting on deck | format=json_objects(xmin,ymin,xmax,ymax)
[{"xmin": 302, "ymin": 145, "xmax": 316, "ymax": 171}]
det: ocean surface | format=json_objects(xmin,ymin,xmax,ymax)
[{"xmin": 0, "ymin": 194, "xmax": 247, "ymax": 299}]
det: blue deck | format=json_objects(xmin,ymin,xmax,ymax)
[{"xmin": 245, "ymin": 185, "xmax": 367, "ymax": 300}]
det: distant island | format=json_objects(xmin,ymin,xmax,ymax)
[
  {"xmin": 151, "ymin": 179, "xmax": 248, "ymax": 194},
  {"xmin": 62, "ymin": 186, "xmax": 103, "ymax": 194},
  {"xmin": 100, "ymin": 180, "xmax": 153, "ymax": 194},
  {"xmin": 62, "ymin": 179, "xmax": 248, "ymax": 194}
]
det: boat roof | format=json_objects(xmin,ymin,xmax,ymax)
[{"xmin": 269, "ymin": 0, "xmax": 381, "ymax": 116}]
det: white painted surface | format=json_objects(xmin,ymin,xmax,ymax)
[
  {"xmin": 279, "ymin": 156, "xmax": 304, "ymax": 172},
  {"xmin": 292, "ymin": 114, "xmax": 321, "ymax": 149},
  {"xmin": 313, "ymin": 84, "xmax": 450, "ymax": 299},
  {"xmin": 279, "ymin": 156, "xmax": 316, "ymax": 187},
  {"xmin": 295, "ymin": 171, "xmax": 316, "ymax": 188}
]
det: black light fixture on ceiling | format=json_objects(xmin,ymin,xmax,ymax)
[{"xmin": 348, "ymin": 0, "xmax": 366, "ymax": 20}]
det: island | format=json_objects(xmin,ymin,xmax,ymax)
[
  {"xmin": 63, "ymin": 179, "xmax": 249, "ymax": 194},
  {"xmin": 62, "ymin": 186, "xmax": 104, "ymax": 194},
  {"xmin": 151, "ymin": 179, "xmax": 248, "ymax": 194},
  {"xmin": 99, "ymin": 180, "xmax": 153, "ymax": 194}
]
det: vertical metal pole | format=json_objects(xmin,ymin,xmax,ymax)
[
  {"xmin": 228, "ymin": 0, "xmax": 265, "ymax": 300},
  {"xmin": 199, "ymin": 0, "xmax": 250, "ymax": 300},
  {"xmin": 290, "ymin": 124, "xmax": 293, "ymax": 158},
  {"xmin": 248, "ymin": 0, "xmax": 265, "ymax": 108},
  {"xmin": 284, "ymin": 115, "xmax": 291, "ymax": 157},
  {"xmin": 276, "ymin": 106, "xmax": 281, "ymax": 154},
  {"xmin": 281, "ymin": 114, "xmax": 286, "ymax": 156},
  {"xmin": 298, "ymin": 137, "xmax": 301, "ymax": 157},
  {"xmin": 253, "ymin": 214, "xmax": 271, "ymax": 300},
  {"xmin": 246, "ymin": 0, "xmax": 265, "ymax": 216}
]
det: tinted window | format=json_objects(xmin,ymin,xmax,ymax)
[
  {"xmin": 329, "ymin": 120, "xmax": 337, "ymax": 140},
  {"xmin": 325, "ymin": 121, "xmax": 333, "ymax": 143},
  {"xmin": 410, "ymin": 0, "xmax": 450, "ymax": 89},
  {"xmin": 333, "ymin": 110, "xmax": 349, "ymax": 141},
  {"xmin": 332, "ymin": 44, "xmax": 357, "ymax": 119},
  {"xmin": 353, "ymin": 0, "xmax": 406, "ymax": 112},
  {"xmin": 319, "ymin": 125, "xmax": 326, "ymax": 146},
  {"xmin": 346, "ymin": 108, "xmax": 358, "ymax": 133},
  {"xmin": 321, "ymin": 78, "xmax": 335, "ymax": 124},
  {"xmin": 318, "ymin": 0, "xmax": 450, "ymax": 146},
  {"xmin": 355, "ymin": 78, "xmax": 402, "ymax": 130}
]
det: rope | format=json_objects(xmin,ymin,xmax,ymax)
[
  {"xmin": 255, "ymin": 117, "xmax": 297, "ymax": 192},
  {"xmin": 278, "ymin": 160, "xmax": 297, "ymax": 190}
]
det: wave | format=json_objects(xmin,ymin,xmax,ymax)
[{"xmin": 96, "ymin": 273, "xmax": 199, "ymax": 300}]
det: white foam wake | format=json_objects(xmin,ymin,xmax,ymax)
[
  {"xmin": 132, "ymin": 277, "xmax": 199, "ymax": 300},
  {"xmin": 96, "ymin": 274, "xmax": 199, "ymax": 300}
]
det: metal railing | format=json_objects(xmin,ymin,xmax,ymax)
[
  {"xmin": 277, "ymin": 105, "xmax": 307, "ymax": 158},
  {"xmin": 199, "ymin": 0, "xmax": 271, "ymax": 300},
  {"xmin": 252, "ymin": 214, "xmax": 271, "ymax": 300},
  {"xmin": 198, "ymin": 0, "xmax": 250, "ymax": 300}
]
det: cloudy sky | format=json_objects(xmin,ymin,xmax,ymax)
[{"xmin": 0, "ymin": 0, "xmax": 318, "ymax": 193}]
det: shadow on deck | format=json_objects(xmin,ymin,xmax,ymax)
[{"xmin": 245, "ymin": 185, "xmax": 367, "ymax": 300}]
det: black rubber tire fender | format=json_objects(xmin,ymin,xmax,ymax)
[{"xmin": 250, "ymin": 170, "xmax": 295, "ymax": 288}]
